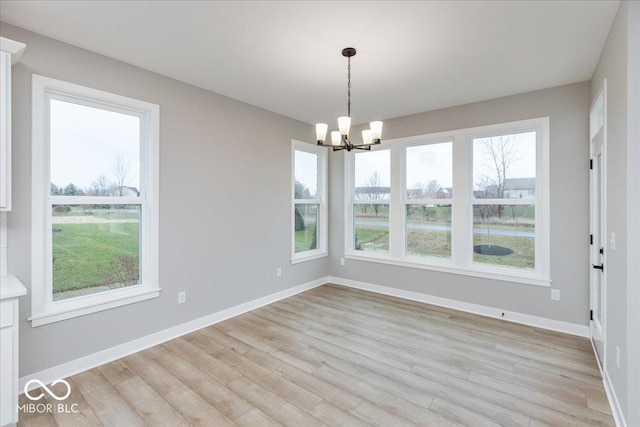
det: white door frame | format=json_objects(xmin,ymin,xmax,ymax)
[{"xmin": 589, "ymin": 79, "xmax": 607, "ymax": 373}]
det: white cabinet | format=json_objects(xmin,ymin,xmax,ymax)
[
  {"xmin": 0, "ymin": 37, "xmax": 26, "ymax": 212},
  {"xmin": 0, "ymin": 275, "xmax": 26, "ymax": 426}
]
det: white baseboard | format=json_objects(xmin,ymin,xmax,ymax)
[
  {"xmin": 19, "ymin": 276, "xmax": 328, "ymax": 393},
  {"xmin": 603, "ymin": 369, "xmax": 628, "ymax": 427},
  {"xmin": 328, "ymin": 276, "xmax": 590, "ymax": 337}
]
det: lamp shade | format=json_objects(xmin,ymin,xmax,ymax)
[
  {"xmin": 315, "ymin": 123, "xmax": 328, "ymax": 143},
  {"xmin": 331, "ymin": 131, "xmax": 341, "ymax": 146},
  {"xmin": 370, "ymin": 121, "xmax": 383, "ymax": 141},
  {"xmin": 362, "ymin": 129, "xmax": 373, "ymax": 145},
  {"xmin": 338, "ymin": 116, "xmax": 351, "ymax": 137}
]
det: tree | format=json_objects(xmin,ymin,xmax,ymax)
[
  {"xmin": 421, "ymin": 179, "xmax": 440, "ymax": 199},
  {"xmin": 294, "ymin": 180, "xmax": 311, "ymax": 199},
  {"xmin": 476, "ymin": 135, "xmax": 519, "ymax": 218},
  {"xmin": 87, "ymin": 174, "xmax": 111, "ymax": 196},
  {"xmin": 112, "ymin": 153, "xmax": 129, "ymax": 197},
  {"xmin": 50, "ymin": 183, "xmax": 61, "ymax": 195},
  {"xmin": 359, "ymin": 172, "xmax": 386, "ymax": 215},
  {"xmin": 62, "ymin": 183, "xmax": 83, "ymax": 196},
  {"xmin": 294, "ymin": 206, "xmax": 305, "ymax": 231}
]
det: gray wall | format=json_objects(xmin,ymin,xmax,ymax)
[
  {"xmin": 626, "ymin": 3, "xmax": 640, "ymax": 425},
  {"xmin": 591, "ymin": 1, "xmax": 640, "ymax": 424},
  {"xmin": 0, "ymin": 23, "xmax": 325, "ymax": 377},
  {"xmin": 329, "ymin": 82, "xmax": 591, "ymax": 326}
]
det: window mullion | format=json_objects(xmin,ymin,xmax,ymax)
[
  {"xmin": 453, "ymin": 132, "xmax": 470, "ymax": 268},
  {"xmin": 389, "ymin": 144, "xmax": 403, "ymax": 258}
]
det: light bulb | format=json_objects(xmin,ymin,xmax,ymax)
[
  {"xmin": 338, "ymin": 116, "xmax": 351, "ymax": 137},
  {"xmin": 331, "ymin": 131, "xmax": 341, "ymax": 146},
  {"xmin": 370, "ymin": 121, "xmax": 383, "ymax": 143},
  {"xmin": 362, "ymin": 129, "xmax": 373, "ymax": 145},
  {"xmin": 315, "ymin": 123, "xmax": 328, "ymax": 143}
]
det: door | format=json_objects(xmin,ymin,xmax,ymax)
[
  {"xmin": 589, "ymin": 82, "xmax": 606, "ymax": 370},
  {"xmin": 590, "ymin": 133, "xmax": 605, "ymax": 365}
]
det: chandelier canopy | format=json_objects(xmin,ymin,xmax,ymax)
[{"xmin": 315, "ymin": 47, "xmax": 383, "ymax": 152}]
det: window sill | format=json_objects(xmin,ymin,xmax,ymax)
[
  {"xmin": 291, "ymin": 251, "xmax": 329, "ymax": 264},
  {"xmin": 29, "ymin": 288, "xmax": 161, "ymax": 327},
  {"xmin": 344, "ymin": 253, "xmax": 551, "ymax": 287}
]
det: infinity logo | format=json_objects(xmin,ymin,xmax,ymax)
[{"xmin": 24, "ymin": 379, "xmax": 71, "ymax": 401}]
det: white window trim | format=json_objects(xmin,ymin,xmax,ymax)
[
  {"xmin": 345, "ymin": 117, "xmax": 551, "ymax": 287},
  {"xmin": 31, "ymin": 74, "xmax": 160, "ymax": 327},
  {"xmin": 291, "ymin": 140, "xmax": 328, "ymax": 263}
]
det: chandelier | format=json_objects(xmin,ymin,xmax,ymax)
[{"xmin": 315, "ymin": 47, "xmax": 383, "ymax": 151}]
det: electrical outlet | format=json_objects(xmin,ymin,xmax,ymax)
[
  {"xmin": 551, "ymin": 289, "xmax": 560, "ymax": 301},
  {"xmin": 340, "ymin": 257, "xmax": 345, "ymax": 266},
  {"xmin": 610, "ymin": 232, "xmax": 616, "ymax": 251},
  {"xmin": 178, "ymin": 291, "xmax": 186, "ymax": 304},
  {"xmin": 276, "ymin": 267, "xmax": 282, "ymax": 277},
  {"xmin": 616, "ymin": 346, "xmax": 621, "ymax": 368}
]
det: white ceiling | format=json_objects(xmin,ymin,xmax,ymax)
[{"xmin": 0, "ymin": 1, "xmax": 619, "ymax": 125}]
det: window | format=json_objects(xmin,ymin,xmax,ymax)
[
  {"xmin": 472, "ymin": 131, "xmax": 536, "ymax": 270},
  {"xmin": 353, "ymin": 149, "xmax": 390, "ymax": 254},
  {"xmin": 345, "ymin": 118, "xmax": 550, "ymax": 286},
  {"xmin": 405, "ymin": 141, "xmax": 453, "ymax": 260},
  {"xmin": 31, "ymin": 75, "xmax": 160, "ymax": 326},
  {"xmin": 292, "ymin": 140, "xmax": 327, "ymax": 262}
]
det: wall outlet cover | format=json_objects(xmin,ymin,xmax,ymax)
[{"xmin": 550, "ymin": 289, "xmax": 560, "ymax": 301}]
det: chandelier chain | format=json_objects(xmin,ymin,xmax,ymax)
[{"xmin": 347, "ymin": 55, "xmax": 351, "ymax": 117}]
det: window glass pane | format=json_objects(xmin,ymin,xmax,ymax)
[
  {"xmin": 52, "ymin": 204, "xmax": 141, "ymax": 301},
  {"xmin": 473, "ymin": 204, "xmax": 535, "ymax": 270},
  {"xmin": 294, "ymin": 150, "xmax": 318, "ymax": 199},
  {"xmin": 406, "ymin": 142, "xmax": 453, "ymax": 199},
  {"xmin": 294, "ymin": 204, "xmax": 319, "ymax": 253},
  {"xmin": 473, "ymin": 132, "xmax": 536, "ymax": 199},
  {"xmin": 406, "ymin": 204, "xmax": 451, "ymax": 259},
  {"xmin": 354, "ymin": 204, "xmax": 389, "ymax": 253},
  {"xmin": 50, "ymin": 99, "xmax": 141, "ymax": 197},
  {"xmin": 355, "ymin": 150, "xmax": 390, "ymax": 201}
]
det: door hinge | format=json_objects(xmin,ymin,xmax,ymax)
[
  {"xmin": 590, "ymin": 159, "xmax": 593, "ymax": 170},
  {"xmin": 590, "ymin": 234, "xmax": 593, "ymax": 245},
  {"xmin": 590, "ymin": 310, "xmax": 593, "ymax": 321}
]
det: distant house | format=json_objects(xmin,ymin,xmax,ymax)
[
  {"xmin": 437, "ymin": 187, "xmax": 453, "ymax": 199},
  {"xmin": 484, "ymin": 178, "xmax": 535, "ymax": 198},
  {"xmin": 405, "ymin": 187, "xmax": 452, "ymax": 199},
  {"xmin": 109, "ymin": 186, "xmax": 140, "ymax": 197},
  {"xmin": 355, "ymin": 186, "xmax": 390, "ymax": 199}
]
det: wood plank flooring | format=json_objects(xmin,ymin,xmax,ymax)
[{"xmin": 18, "ymin": 284, "xmax": 614, "ymax": 426}]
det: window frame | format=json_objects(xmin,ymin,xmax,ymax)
[
  {"xmin": 31, "ymin": 74, "xmax": 160, "ymax": 327},
  {"xmin": 291, "ymin": 140, "xmax": 328, "ymax": 263},
  {"xmin": 344, "ymin": 117, "xmax": 550, "ymax": 287},
  {"xmin": 402, "ymin": 138, "xmax": 454, "ymax": 262},
  {"xmin": 346, "ymin": 145, "xmax": 392, "ymax": 256}
]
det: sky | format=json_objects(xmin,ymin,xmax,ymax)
[
  {"xmin": 294, "ymin": 150, "xmax": 318, "ymax": 198},
  {"xmin": 50, "ymin": 99, "xmax": 141, "ymax": 191},
  {"xmin": 355, "ymin": 144, "xmax": 452, "ymax": 191},
  {"xmin": 353, "ymin": 132, "xmax": 536, "ymax": 193},
  {"xmin": 472, "ymin": 131, "xmax": 536, "ymax": 189}
]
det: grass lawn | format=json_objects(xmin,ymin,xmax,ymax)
[
  {"xmin": 407, "ymin": 229, "xmax": 451, "ymax": 259},
  {"xmin": 354, "ymin": 223, "xmax": 534, "ymax": 270},
  {"xmin": 295, "ymin": 223, "xmax": 317, "ymax": 253},
  {"xmin": 52, "ymin": 221, "xmax": 139, "ymax": 296},
  {"xmin": 355, "ymin": 226, "xmax": 389, "ymax": 253},
  {"xmin": 473, "ymin": 231, "xmax": 534, "ymax": 269}
]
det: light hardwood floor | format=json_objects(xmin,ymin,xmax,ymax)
[{"xmin": 18, "ymin": 284, "xmax": 614, "ymax": 426}]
